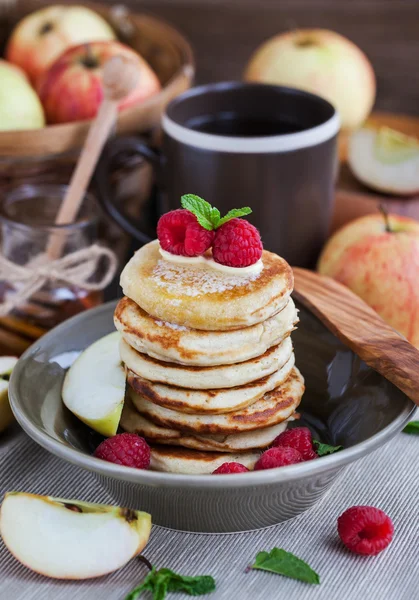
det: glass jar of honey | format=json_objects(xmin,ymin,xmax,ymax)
[{"xmin": 0, "ymin": 184, "xmax": 107, "ymax": 354}]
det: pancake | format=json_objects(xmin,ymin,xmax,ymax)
[
  {"xmin": 120, "ymin": 336, "xmax": 293, "ymax": 389},
  {"xmin": 150, "ymin": 445, "xmax": 260, "ymax": 474},
  {"xmin": 121, "ymin": 399, "xmax": 297, "ymax": 452},
  {"xmin": 120, "ymin": 240, "xmax": 293, "ymax": 330},
  {"xmin": 127, "ymin": 353, "xmax": 295, "ymax": 414},
  {"xmin": 131, "ymin": 367, "xmax": 304, "ymax": 435},
  {"xmin": 114, "ymin": 296, "xmax": 298, "ymax": 366}
]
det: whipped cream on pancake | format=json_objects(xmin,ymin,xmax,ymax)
[
  {"xmin": 152, "ymin": 259, "xmax": 262, "ymax": 297},
  {"xmin": 159, "ymin": 246, "xmax": 264, "ymax": 276}
]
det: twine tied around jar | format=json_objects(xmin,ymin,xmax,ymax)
[{"xmin": 0, "ymin": 244, "xmax": 118, "ymax": 317}]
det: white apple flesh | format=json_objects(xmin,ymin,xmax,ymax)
[
  {"xmin": 62, "ymin": 331, "xmax": 126, "ymax": 437},
  {"xmin": 0, "ymin": 492, "xmax": 151, "ymax": 579},
  {"xmin": 0, "ymin": 356, "xmax": 18, "ymax": 433},
  {"xmin": 348, "ymin": 127, "xmax": 419, "ymax": 195}
]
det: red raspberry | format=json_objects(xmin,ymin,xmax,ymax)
[
  {"xmin": 337, "ymin": 506, "xmax": 394, "ymax": 555},
  {"xmin": 273, "ymin": 427, "xmax": 318, "ymax": 461},
  {"xmin": 157, "ymin": 209, "xmax": 214, "ymax": 256},
  {"xmin": 94, "ymin": 433, "xmax": 150, "ymax": 469},
  {"xmin": 254, "ymin": 446, "xmax": 303, "ymax": 470},
  {"xmin": 212, "ymin": 462, "xmax": 249, "ymax": 474},
  {"xmin": 212, "ymin": 218, "xmax": 263, "ymax": 267}
]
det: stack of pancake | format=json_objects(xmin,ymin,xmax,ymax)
[{"xmin": 115, "ymin": 240, "xmax": 304, "ymax": 474}]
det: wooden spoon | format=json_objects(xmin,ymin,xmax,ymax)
[
  {"xmin": 293, "ymin": 268, "xmax": 419, "ymax": 407},
  {"xmin": 47, "ymin": 55, "xmax": 140, "ymax": 258}
]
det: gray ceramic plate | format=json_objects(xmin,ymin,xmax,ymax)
[{"xmin": 9, "ymin": 301, "xmax": 415, "ymax": 533}]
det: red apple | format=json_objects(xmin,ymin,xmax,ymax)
[
  {"xmin": 6, "ymin": 5, "xmax": 116, "ymax": 86},
  {"xmin": 38, "ymin": 41, "xmax": 161, "ymax": 124},
  {"xmin": 317, "ymin": 212, "xmax": 419, "ymax": 348}
]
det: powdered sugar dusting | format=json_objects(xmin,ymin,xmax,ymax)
[
  {"xmin": 155, "ymin": 319, "xmax": 189, "ymax": 331},
  {"xmin": 152, "ymin": 260, "xmax": 260, "ymax": 296}
]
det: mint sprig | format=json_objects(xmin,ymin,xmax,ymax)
[
  {"xmin": 125, "ymin": 566, "xmax": 216, "ymax": 600},
  {"xmin": 181, "ymin": 194, "xmax": 251, "ymax": 231},
  {"xmin": 313, "ymin": 440, "xmax": 343, "ymax": 456},
  {"xmin": 251, "ymin": 548, "xmax": 320, "ymax": 585},
  {"xmin": 403, "ymin": 421, "xmax": 419, "ymax": 435}
]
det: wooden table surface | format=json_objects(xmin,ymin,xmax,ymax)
[{"xmin": 113, "ymin": 0, "xmax": 419, "ymax": 116}]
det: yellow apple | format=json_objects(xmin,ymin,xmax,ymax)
[
  {"xmin": 244, "ymin": 29, "xmax": 376, "ymax": 130},
  {"xmin": 0, "ymin": 60, "xmax": 44, "ymax": 131},
  {"xmin": 318, "ymin": 212, "xmax": 419, "ymax": 347},
  {"xmin": 0, "ymin": 357, "xmax": 18, "ymax": 433},
  {"xmin": 6, "ymin": 5, "xmax": 116, "ymax": 86},
  {"xmin": 0, "ymin": 492, "xmax": 151, "ymax": 579},
  {"xmin": 38, "ymin": 41, "xmax": 161, "ymax": 124}
]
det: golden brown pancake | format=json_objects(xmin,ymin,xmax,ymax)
[
  {"xmin": 121, "ymin": 398, "xmax": 297, "ymax": 452},
  {"xmin": 120, "ymin": 336, "xmax": 293, "ymax": 389},
  {"xmin": 149, "ymin": 445, "xmax": 260, "ymax": 474},
  {"xmin": 114, "ymin": 296, "xmax": 298, "ymax": 366},
  {"xmin": 130, "ymin": 367, "xmax": 304, "ymax": 435},
  {"xmin": 120, "ymin": 240, "xmax": 293, "ymax": 330},
  {"xmin": 126, "ymin": 354, "xmax": 295, "ymax": 414}
]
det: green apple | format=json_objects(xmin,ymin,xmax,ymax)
[
  {"xmin": 0, "ymin": 356, "xmax": 18, "ymax": 434},
  {"xmin": 0, "ymin": 60, "xmax": 45, "ymax": 131},
  {"xmin": 0, "ymin": 492, "xmax": 151, "ymax": 579},
  {"xmin": 62, "ymin": 331, "xmax": 126, "ymax": 436}
]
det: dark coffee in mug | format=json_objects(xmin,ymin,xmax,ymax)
[
  {"xmin": 186, "ymin": 114, "xmax": 304, "ymax": 137},
  {"xmin": 97, "ymin": 82, "xmax": 339, "ymax": 268}
]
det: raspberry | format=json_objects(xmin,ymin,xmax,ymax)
[
  {"xmin": 157, "ymin": 209, "xmax": 214, "ymax": 256},
  {"xmin": 94, "ymin": 433, "xmax": 150, "ymax": 469},
  {"xmin": 254, "ymin": 446, "xmax": 304, "ymax": 470},
  {"xmin": 212, "ymin": 218, "xmax": 263, "ymax": 267},
  {"xmin": 212, "ymin": 462, "xmax": 249, "ymax": 474},
  {"xmin": 272, "ymin": 427, "xmax": 318, "ymax": 461},
  {"xmin": 337, "ymin": 506, "xmax": 394, "ymax": 555}
]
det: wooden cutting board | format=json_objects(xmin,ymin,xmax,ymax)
[{"xmin": 333, "ymin": 111, "xmax": 419, "ymax": 233}]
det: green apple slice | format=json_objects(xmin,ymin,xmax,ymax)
[
  {"xmin": 0, "ymin": 492, "xmax": 151, "ymax": 579},
  {"xmin": 62, "ymin": 331, "xmax": 126, "ymax": 437},
  {"xmin": 0, "ymin": 356, "xmax": 18, "ymax": 434},
  {"xmin": 348, "ymin": 126, "xmax": 419, "ymax": 195},
  {"xmin": 374, "ymin": 126, "xmax": 419, "ymax": 164}
]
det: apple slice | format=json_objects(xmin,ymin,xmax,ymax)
[
  {"xmin": 62, "ymin": 331, "xmax": 126, "ymax": 437},
  {"xmin": 348, "ymin": 126, "xmax": 419, "ymax": 195},
  {"xmin": 0, "ymin": 492, "xmax": 151, "ymax": 579},
  {"xmin": 0, "ymin": 356, "xmax": 18, "ymax": 434}
]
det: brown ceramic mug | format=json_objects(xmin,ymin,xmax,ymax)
[{"xmin": 97, "ymin": 82, "xmax": 339, "ymax": 267}]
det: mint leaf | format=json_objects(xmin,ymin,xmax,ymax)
[
  {"xmin": 403, "ymin": 421, "xmax": 419, "ymax": 435},
  {"xmin": 125, "ymin": 567, "xmax": 157, "ymax": 600},
  {"xmin": 251, "ymin": 548, "xmax": 320, "ymax": 585},
  {"xmin": 125, "ymin": 566, "xmax": 215, "ymax": 600},
  {"xmin": 181, "ymin": 194, "xmax": 214, "ymax": 230},
  {"xmin": 163, "ymin": 569, "xmax": 216, "ymax": 595},
  {"xmin": 209, "ymin": 207, "xmax": 221, "ymax": 229},
  {"xmin": 181, "ymin": 194, "xmax": 252, "ymax": 230},
  {"xmin": 313, "ymin": 440, "xmax": 343, "ymax": 456},
  {"xmin": 217, "ymin": 207, "xmax": 252, "ymax": 227}
]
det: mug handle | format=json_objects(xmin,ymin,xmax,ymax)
[{"xmin": 95, "ymin": 136, "xmax": 161, "ymax": 244}]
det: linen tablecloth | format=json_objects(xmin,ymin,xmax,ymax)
[{"xmin": 1, "ymin": 420, "xmax": 418, "ymax": 600}]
